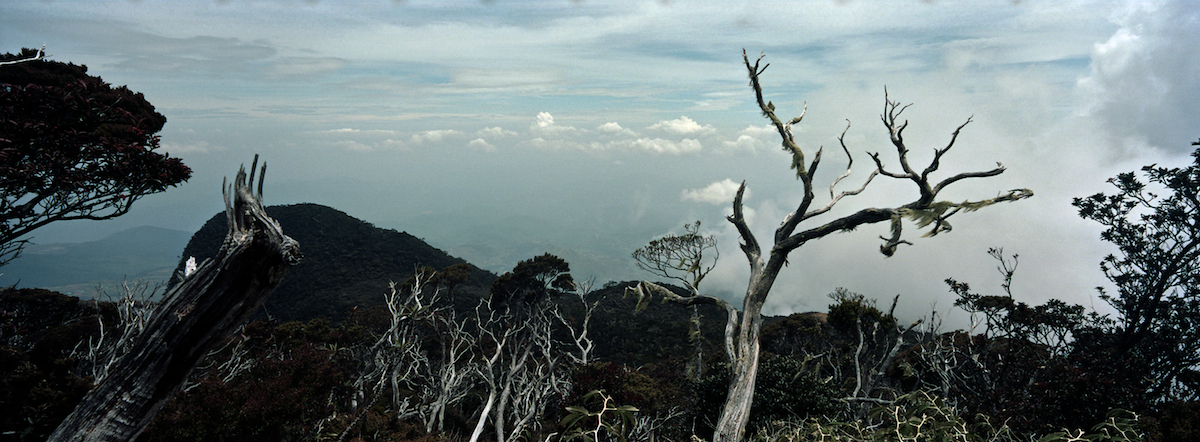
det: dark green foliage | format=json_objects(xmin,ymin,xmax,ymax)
[
  {"xmin": 0, "ymin": 288, "xmax": 116, "ymax": 440},
  {"xmin": 171, "ymin": 203, "xmax": 494, "ymax": 323},
  {"xmin": 0, "ymin": 345, "xmax": 92, "ymax": 441},
  {"xmin": 0, "ymin": 48, "xmax": 191, "ymax": 266},
  {"xmin": 141, "ymin": 318, "xmax": 358, "ymax": 442},
  {"xmin": 914, "ymin": 251, "xmax": 1148, "ymax": 436},
  {"xmin": 560, "ymin": 390, "xmax": 640, "ymax": 442},
  {"xmin": 569, "ymin": 361, "xmax": 695, "ymax": 417},
  {"xmin": 826, "ymin": 288, "xmax": 894, "ymax": 334},
  {"xmin": 565, "ymin": 361, "xmax": 696, "ymax": 442},
  {"xmin": 1072, "ymin": 142, "xmax": 1200, "ymax": 402},
  {"xmin": 1147, "ymin": 400, "xmax": 1200, "ymax": 442},
  {"xmin": 558, "ymin": 281, "xmax": 728, "ymax": 368},
  {"xmin": 696, "ymin": 354, "xmax": 841, "ymax": 437},
  {"xmin": 491, "ymin": 253, "xmax": 575, "ymax": 305},
  {"xmin": 760, "ymin": 312, "xmax": 828, "ymax": 357}
]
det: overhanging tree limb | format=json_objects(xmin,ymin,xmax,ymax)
[{"xmin": 48, "ymin": 156, "xmax": 300, "ymax": 442}]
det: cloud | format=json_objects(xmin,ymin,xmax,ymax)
[
  {"xmin": 597, "ymin": 122, "xmax": 636, "ymax": 136},
  {"xmin": 739, "ymin": 125, "xmax": 777, "ymax": 137},
  {"xmin": 477, "ymin": 126, "xmax": 518, "ymax": 138},
  {"xmin": 451, "ymin": 68, "xmax": 561, "ymax": 91},
  {"xmin": 410, "ymin": 129, "xmax": 464, "ymax": 144},
  {"xmin": 1076, "ymin": 0, "xmax": 1200, "ymax": 153},
  {"xmin": 681, "ymin": 178, "xmax": 745, "ymax": 204},
  {"xmin": 689, "ymin": 91, "xmax": 743, "ymax": 111},
  {"xmin": 534, "ymin": 112, "xmax": 555, "ymax": 129},
  {"xmin": 722, "ymin": 135, "xmax": 762, "ymax": 153},
  {"xmin": 332, "ymin": 140, "xmax": 374, "ymax": 152},
  {"xmin": 632, "ymin": 138, "xmax": 702, "ymax": 155},
  {"xmin": 719, "ymin": 125, "xmax": 779, "ymax": 154},
  {"xmin": 530, "ymin": 111, "xmax": 579, "ymax": 136},
  {"xmin": 468, "ymin": 138, "xmax": 497, "ymax": 152},
  {"xmin": 265, "ymin": 56, "xmax": 347, "ymax": 79},
  {"xmin": 648, "ymin": 116, "xmax": 715, "ymax": 135}
]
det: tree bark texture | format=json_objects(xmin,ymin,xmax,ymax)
[{"xmin": 49, "ymin": 157, "xmax": 301, "ymax": 442}]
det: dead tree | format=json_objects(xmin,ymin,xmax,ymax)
[
  {"xmin": 636, "ymin": 51, "xmax": 1032, "ymax": 442},
  {"xmin": 629, "ymin": 221, "xmax": 726, "ymax": 379},
  {"xmin": 49, "ymin": 156, "xmax": 301, "ymax": 442},
  {"xmin": 469, "ymin": 297, "xmax": 571, "ymax": 442}
]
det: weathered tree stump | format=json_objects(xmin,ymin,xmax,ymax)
[{"xmin": 49, "ymin": 156, "xmax": 301, "ymax": 442}]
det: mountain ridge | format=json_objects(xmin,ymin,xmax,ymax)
[
  {"xmin": 0, "ymin": 226, "xmax": 191, "ymax": 295},
  {"xmin": 172, "ymin": 203, "xmax": 496, "ymax": 322}
]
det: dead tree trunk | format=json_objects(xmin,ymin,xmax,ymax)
[
  {"xmin": 48, "ymin": 156, "xmax": 301, "ymax": 442},
  {"xmin": 702, "ymin": 51, "xmax": 1032, "ymax": 442}
]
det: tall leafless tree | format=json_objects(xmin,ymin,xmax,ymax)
[{"xmin": 637, "ymin": 51, "xmax": 1032, "ymax": 442}]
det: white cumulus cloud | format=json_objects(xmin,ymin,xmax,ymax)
[
  {"xmin": 648, "ymin": 116, "xmax": 715, "ymax": 135},
  {"xmin": 477, "ymin": 126, "xmax": 517, "ymax": 138},
  {"xmin": 597, "ymin": 122, "xmax": 636, "ymax": 136},
  {"xmin": 721, "ymin": 125, "xmax": 778, "ymax": 153},
  {"xmin": 632, "ymin": 138, "xmax": 702, "ymax": 155},
  {"xmin": 530, "ymin": 111, "xmax": 578, "ymax": 135},
  {"xmin": 409, "ymin": 129, "xmax": 464, "ymax": 144},
  {"xmin": 534, "ymin": 111, "xmax": 555, "ymax": 128},
  {"xmin": 681, "ymin": 179, "xmax": 745, "ymax": 204},
  {"xmin": 468, "ymin": 138, "xmax": 497, "ymax": 152}
]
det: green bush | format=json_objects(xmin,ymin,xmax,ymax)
[
  {"xmin": 826, "ymin": 288, "xmax": 894, "ymax": 334},
  {"xmin": 696, "ymin": 354, "xmax": 841, "ymax": 437}
]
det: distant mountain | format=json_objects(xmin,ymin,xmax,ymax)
[
  {"xmin": 0, "ymin": 226, "xmax": 191, "ymax": 296},
  {"xmin": 172, "ymin": 203, "xmax": 496, "ymax": 323}
]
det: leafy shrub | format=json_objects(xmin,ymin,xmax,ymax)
[
  {"xmin": 141, "ymin": 319, "xmax": 355, "ymax": 441},
  {"xmin": 1147, "ymin": 400, "xmax": 1200, "ymax": 442},
  {"xmin": 826, "ymin": 288, "xmax": 894, "ymax": 334},
  {"xmin": 561, "ymin": 390, "xmax": 640, "ymax": 442},
  {"xmin": 0, "ymin": 346, "xmax": 92, "ymax": 441},
  {"xmin": 570, "ymin": 360, "xmax": 695, "ymax": 415},
  {"xmin": 696, "ymin": 354, "xmax": 841, "ymax": 437}
]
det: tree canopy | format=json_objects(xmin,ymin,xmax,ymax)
[
  {"xmin": 0, "ymin": 48, "xmax": 191, "ymax": 265},
  {"xmin": 490, "ymin": 253, "xmax": 574, "ymax": 305},
  {"xmin": 1073, "ymin": 140, "xmax": 1200, "ymax": 400}
]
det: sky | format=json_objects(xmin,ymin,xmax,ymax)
[{"xmin": 2, "ymin": 0, "xmax": 1198, "ymax": 329}]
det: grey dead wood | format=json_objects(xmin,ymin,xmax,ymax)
[
  {"xmin": 48, "ymin": 156, "xmax": 301, "ymax": 442},
  {"xmin": 631, "ymin": 51, "xmax": 1032, "ymax": 442}
]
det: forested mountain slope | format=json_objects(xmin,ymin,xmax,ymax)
[{"xmin": 171, "ymin": 203, "xmax": 495, "ymax": 322}]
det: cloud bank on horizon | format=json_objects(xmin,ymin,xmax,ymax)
[{"xmin": 2, "ymin": 0, "xmax": 1197, "ymax": 326}]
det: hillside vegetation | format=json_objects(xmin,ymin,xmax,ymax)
[
  {"xmin": 2, "ymin": 198, "xmax": 1197, "ymax": 442},
  {"xmin": 171, "ymin": 203, "xmax": 495, "ymax": 323}
]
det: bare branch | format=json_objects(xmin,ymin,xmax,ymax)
[
  {"xmin": 931, "ymin": 162, "xmax": 1008, "ymax": 195},
  {"xmin": 920, "ymin": 116, "xmax": 973, "ymax": 183},
  {"xmin": 868, "ymin": 151, "xmax": 915, "ymax": 179},
  {"xmin": 726, "ymin": 181, "xmax": 760, "ymax": 263},
  {"xmin": 0, "ymin": 44, "xmax": 45, "ymax": 66},
  {"xmin": 802, "ymin": 121, "xmax": 881, "ymax": 221}
]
